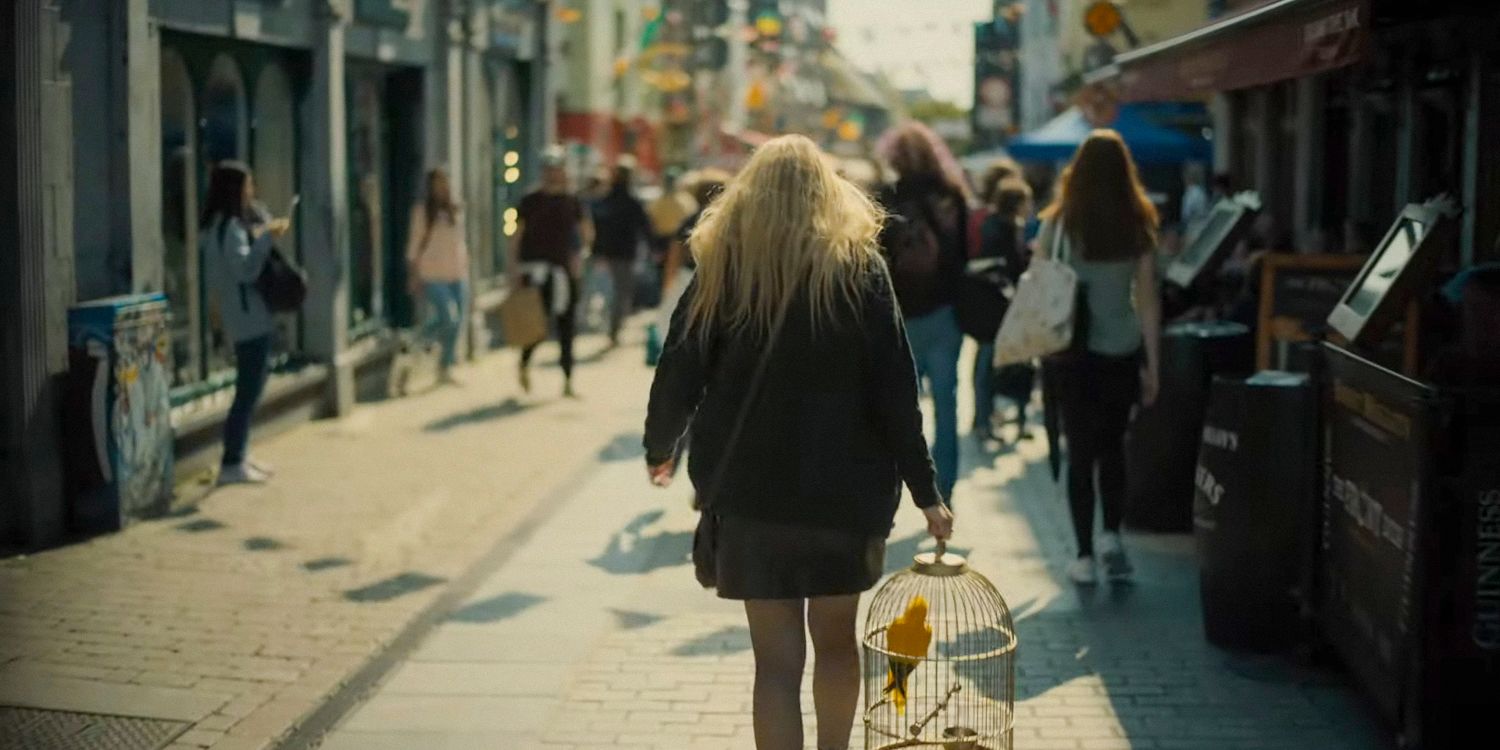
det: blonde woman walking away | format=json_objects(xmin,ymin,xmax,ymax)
[{"xmin": 644, "ymin": 136, "xmax": 953, "ymax": 750}]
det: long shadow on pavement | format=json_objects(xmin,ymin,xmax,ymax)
[
  {"xmin": 423, "ymin": 398, "xmax": 534, "ymax": 433},
  {"xmin": 344, "ymin": 572, "xmax": 447, "ymax": 603},
  {"xmin": 598, "ymin": 432, "xmax": 646, "ymax": 463},
  {"xmin": 670, "ymin": 626, "xmax": 752, "ymax": 657},
  {"xmin": 448, "ymin": 592, "xmax": 547, "ymax": 624},
  {"xmin": 588, "ymin": 510, "xmax": 692, "ymax": 576}
]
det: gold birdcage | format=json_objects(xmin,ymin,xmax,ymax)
[{"xmin": 863, "ymin": 541, "xmax": 1016, "ymax": 750}]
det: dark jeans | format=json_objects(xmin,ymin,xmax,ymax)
[
  {"xmin": 223, "ymin": 334, "xmax": 272, "ymax": 467},
  {"xmin": 605, "ymin": 258, "xmax": 634, "ymax": 340},
  {"xmin": 521, "ymin": 272, "xmax": 579, "ymax": 379},
  {"xmin": 1050, "ymin": 350, "xmax": 1140, "ymax": 558}
]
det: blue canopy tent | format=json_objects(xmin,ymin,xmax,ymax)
[{"xmin": 1007, "ymin": 103, "xmax": 1211, "ymax": 165}]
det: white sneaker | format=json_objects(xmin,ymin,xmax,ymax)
[
  {"xmin": 1067, "ymin": 556, "xmax": 1098, "ymax": 585},
  {"xmin": 1099, "ymin": 532, "xmax": 1134, "ymax": 581},
  {"xmin": 217, "ymin": 463, "xmax": 270, "ymax": 486},
  {"xmin": 245, "ymin": 457, "xmax": 275, "ymax": 477}
]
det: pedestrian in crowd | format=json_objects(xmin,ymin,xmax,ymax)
[
  {"xmin": 656, "ymin": 168, "xmax": 730, "ymax": 333},
  {"xmin": 978, "ymin": 157, "xmax": 1021, "ymax": 216},
  {"xmin": 1180, "ymin": 161, "xmax": 1211, "ymax": 232},
  {"xmin": 590, "ymin": 162, "xmax": 652, "ymax": 347},
  {"xmin": 665, "ymin": 169, "xmax": 730, "ymax": 292},
  {"xmin": 972, "ymin": 177, "xmax": 1033, "ymax": 443},
  {"xmin": 406, "ymin": 167, "xmax": 469, "ymax": 385},
  {"xmin": 967, "ymin": 157, "xmax": 1021, "ymax": 260},
  {"xmin": 1210, "ymin": 172, "xmax": 1233, "ymax": 203},
  {"xmin": 647, "ymin": 167, "xmax": 696, "ymax": 260},
  {"xmin": 877, "ymin": 122, "xmax": 970, "ymax": 507},
  {"xmin": 201, "ymin": 161, "xmax": 290, "ymax": 486},
  {"xmin": 1037, "ymin": 130, "xmax": 1162, "ymax": 586},
  {"xmin": 513, "ymin": 151, "xmax": 592, "ymax": 398},
  {"xmin": 644, "ymin": 135, "xmax": 953, "ymax": 750}
]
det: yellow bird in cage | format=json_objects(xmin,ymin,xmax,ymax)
[{"xmin": 882, "ymin": 595, "xmax": 932, "ymax": 714}]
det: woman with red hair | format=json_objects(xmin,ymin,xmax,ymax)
[
  {"xmin": 1039, "ymin": 130, "xmax": 1163, "ymax": 586},
  {"xmin": 875, "ymin": 122, "xmax": 972, "ymax": 508}
]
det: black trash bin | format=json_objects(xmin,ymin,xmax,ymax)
[
  {"xmin": 1194, "ymin": 371, "xmax": 1318, "ymax": 652},
  {"xmin": 1125, "ymin": 321, "xmax": 1254, "ymax": 532}
]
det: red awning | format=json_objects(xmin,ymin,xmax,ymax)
[{"xmin": 1101, "ymin": 0, "xmax": 1369, "ymax": 102}]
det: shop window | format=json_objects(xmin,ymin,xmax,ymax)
[
  {"xmin": 497, "ymin": 63, "xmax": 529, "ymax": 276},
  {"xmin": 1366, "ymin": 95, "xmax": 1398, "ymax": 225},
  {"xmin": 1415, "ymin": 85, "xmax": 1462, "ymax": 201},
  {"xmin": 348, "ymin": 72, "xmax": 386, "ymax": 333},
  {"xmin": 200, "ymin": 53, "xmax": 250, "ymax": 378},
  {"xmin": 160, "ymin": 48, "xmax": 200, "ymax": 386},
  {"xmin": 252, "ymin": 62, "xmax": 301, "ymax": 355},
  {"xmin": 471, "ymin": 66, "xmax": 499, "ymax": 283}
]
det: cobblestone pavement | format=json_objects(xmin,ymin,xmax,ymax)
[
  {"xmin": 0, "ymin": 330, "xmax": 655, "ymax": 750},
  {"xmin": 313, "ymin": 344, "xmax": 1395, "ymax": 750}
]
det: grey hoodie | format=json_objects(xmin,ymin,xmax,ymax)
[{"xmin": 202, "ymin": 217, "xmax": 276, "ymax": 344}]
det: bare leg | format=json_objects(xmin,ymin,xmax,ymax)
[
  {"xmin": 744, "ymin": 599, "xmax": 807, "ymax": 750},
  {"xmin": 807, "ymin": 594, "xmax": 861, "ymax": 750}
]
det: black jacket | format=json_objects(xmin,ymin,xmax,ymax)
[
  {"xmin": 590, "ymin": 189, "xmax": 651, "ymax": 260},
  {"xmin": 643, "ymin": 262, "xmax": 942, "ymax": 535},
  {"xmin": 879, "ymin": 176, "xmax": 970, "ymax": 318}
]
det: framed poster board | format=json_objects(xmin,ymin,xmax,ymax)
[
  {"xmin": 1320, "ymin": 343, "xmax": 1440, "ymax": 725},
  {"xmin": 1328, "ymin": 201, "xmax": 1457, "ymax": 347},
  {"xmin": 1166, "ymin": 197, "xmax": 1259, "ymax": 289},
  {"xmin": 1256, "ymin": 254, "xmax": 1365, "ymax": 370}
]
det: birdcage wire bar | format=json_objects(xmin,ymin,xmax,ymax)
[{"xmin": 862, "ymin": 545, "xmax": 1016, "ymax": 750}]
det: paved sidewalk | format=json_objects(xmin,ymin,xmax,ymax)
[
  {"xmin": 311, "ymin": 344, "xmax": 1393, "ymax": 750},
  {"xmin": 0, "ymin": 331, "xmax": 656, "ymax": 750}
]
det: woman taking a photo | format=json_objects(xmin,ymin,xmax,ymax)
[
  {"xmin": 1038, "ymin": 130, "xmax": 1162, "ymax": 585},
  {"xmin": 406, "ymin": 167, "xmax": 469, "ymax": 385},
  {"xmin": 201, "ymin": 161, "xmax": 290, "ymax": 486},
  {"xmin": 644, "ymin": 135, "xmax": 953, "ymax": 750}
]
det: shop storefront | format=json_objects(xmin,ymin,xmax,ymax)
[
  {"xmin": 158, "ymin": 34, "xmax": 308, "ymax": 397},
  {"xmin": 1100, "ymin": 0, "xmax": 1500, "ymax": 265},
  {"xmin": 2, "ymin": 0, "xmax": 553, "ymax": 549},
  {"xmin": 1093, "ymin": 2, "xmax": 1500, "ymax": 743}
]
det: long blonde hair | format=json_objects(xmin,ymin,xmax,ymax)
[{"xmin": 684, "ymin": 135, "xmax": 883, "ymax": 341}]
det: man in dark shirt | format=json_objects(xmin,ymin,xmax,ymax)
[
  {"xmin": 590, "ymin": 163, "xmax": 651, "ymax": 346},
  {"xmin": 513, "ymin": 154, "xmax": 592, "ymax": 397}
]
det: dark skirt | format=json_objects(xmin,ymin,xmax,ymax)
[{"xmin": 699, "ymin": 513, "xmax": 887, "ymax": 601}]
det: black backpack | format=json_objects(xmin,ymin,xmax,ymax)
[
  {"xmin": 880, "ymin": 198, "xmax": 944, "ymax": 309},
  {"xmin": 255, "ymin": 247, "xmax": 308, "ymax": 313},
  {"xmin": 956, "ymin": 257, "xmax": 1013, "ymax": 341}
]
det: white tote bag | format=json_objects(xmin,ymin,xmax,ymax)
[{"xmin": 993, "ymin": 221, "xmax": 1079, "ymax": 367}]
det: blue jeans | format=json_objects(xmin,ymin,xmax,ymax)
[
  {"xmin": 974, "ymin": 341, "xmax": 996, "ymax": 432},
  {"xmin": 223, "ymin": 334, "xmax": 272, "ymax": 467},
  {"xmin": 423, "ymin": 281, "xmax": 466, "ymax": 369},
  {"xmin": 905, "ymin": 306, "xmax": 962, "ymax": 503}
]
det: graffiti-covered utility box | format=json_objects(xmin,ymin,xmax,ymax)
[{"xmin": 63, "ymin": 294, "xmax": 175, "ymax": 533}]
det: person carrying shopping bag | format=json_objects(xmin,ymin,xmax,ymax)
[
  {"xmin": 1029, "ymin": 130, "xmax": 1163, "ymax": 586},
  {"xmin": 511, "ymin": 151, "xmax": 592, "ymax": 398}
]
